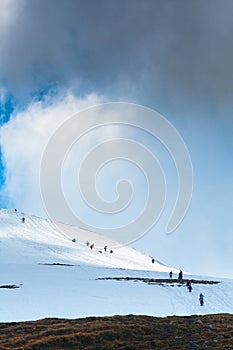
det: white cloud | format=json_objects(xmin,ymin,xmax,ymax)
[{"xmin": 0, "ymin": 92, "xmax": 103, "ymax": 214}]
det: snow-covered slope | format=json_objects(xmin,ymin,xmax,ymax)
[
  {"xmin": 0, "ymin": 208, "xmax": 171, "ymax": 272},
  {"xmin": 0, "ymin": 208, "xmax": 233, "ymax": 322}
]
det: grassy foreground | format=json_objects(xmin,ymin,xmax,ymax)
[{"xmin": 0, "ymin": 314, "xmax": 232, "ymax": 349}]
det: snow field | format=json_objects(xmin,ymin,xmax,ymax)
[{"xmin": 0, "ymin": 208, "xmax": 233, "ymax": 322}]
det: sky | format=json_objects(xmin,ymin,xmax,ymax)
[{"xmin": 0, "ymin": 0, "xmax": 233, "ymax": 278}]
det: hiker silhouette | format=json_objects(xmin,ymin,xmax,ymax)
[
  {"xmin": 199, "ymin": 293, "xmax": 204, "ymax": 306},
  {"xmin": 178, "ymin": 270, "xmax": 183, "ymax": 280}
]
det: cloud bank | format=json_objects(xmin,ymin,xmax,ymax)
[
  {"xmin": 0, "ymin": 92, "xmax": 103, "ymax": 213},
  {"xmin": 1, "ymin": 0, "xmax": 233, "ymax": 112}
]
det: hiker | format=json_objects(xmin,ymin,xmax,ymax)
[
  {"xmin": 14, "ymin": 208, "xmax": 17, "ymax": 212},
  {"xmin": 86, "ymin": 241, "xmax": 90, "ymax": 247},
  {"xmin": 178, "ymin": 270, "xmax": 183, "ymax": 280},
  {"xmin": 186, "ymin": 281, "xmax": 191, "ymax": 287},
  {"xmin": 152, "ymin": 258, "xmax": 155, "ymax": 264},
  {"xmin": 199, "ymin": 293, "xmax": 204, "ymax": 306},
  {"xmin": 188, "ymin": 284, "xmax": 192, "ymax": 293},
  {"xmin": 110, "ymin": 250, "xmax": 113, "ymax": 254},
  {"xmin": 104, "ymin": 245, "xmax": 107, "ymax": 252},
  {"xmin": 22, "ymin": 217, "xmax": 25, "ymax": 223},
  {"xmin": 169, "ymin": 271, "xmax": 172, "ymax": 279},
  {"xmin": 90, "ymin": 243, "xmax": 94, "ymax": 250}
]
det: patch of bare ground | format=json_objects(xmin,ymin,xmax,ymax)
[
  {"xmin": 0, "ymin": 314, "xmax": 232, "ymax": 349},
  {"xmin": 39, "ymin": 263, "xmax": 76, "ymax": 266},
  {"xmin": 96, "ymin": 277, "xmax": 220, "ymax": 287},
  {"xmin": 0, "ymin": 285, "xmax": 20, "ymax": 289}
]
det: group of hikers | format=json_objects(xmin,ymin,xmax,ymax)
[
  {"xmin": 86, "ymin": 241, "xmax": 113, "ymax": 254},
  {"xmin": 168, "ymin": 269, "xmax": 204, "ymax": 306},
  {"xmin": 151, "ymin": 259, "xmax": 205, "ymax": 306},
  {"xmin": 15, "ymin": 208, "xmax": 26, "ymax": 223}
]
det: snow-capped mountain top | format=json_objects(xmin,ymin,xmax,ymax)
[{"xmin": 0, "ymin": 208, "xmax": 173, "ymax": 272}]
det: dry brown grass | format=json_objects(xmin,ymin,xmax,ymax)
[{"xmin": 0, "ymin": 314, "xmax": 232, "ymax": 349}]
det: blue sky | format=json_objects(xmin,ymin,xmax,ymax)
[
  {"xmin": 0, "ymin": 95, "xmax": 15, "ymax": 201},
  {"xmin": 0, "ymin": 0, "xmax": 233, "ymax": 277}
]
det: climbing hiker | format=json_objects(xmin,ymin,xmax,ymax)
[
  {"xmin": 104, "ymin": 245, "xmax": 107, "ymax": 252},
  {"xmin": 178, "ymin": 270, "xmax": 183, "ymax": 280},
  {"xmin": 152, "ymin": 258, "xmax": 155, "ymax": 264},
  {"xmin": 199, "ymin": 293, "xmax": 204, "ymax": 306},
  {"xmin": 169, "ymin": 271, "xmax": 172, "ymax": 279},
  {"xmin": 188, "ymin": 284, "xmax": 192, "ymax": 292},
  {"xmin": 86, "ymin": 241, "xmax": 90, "ymax": 247},
  {"xmin": 90, "ymin": 243, "xmax": 94, "ymax": 250},
  {"xmin": 22, "ymin": 217, "xmax": 25, "ymax": 223}
]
